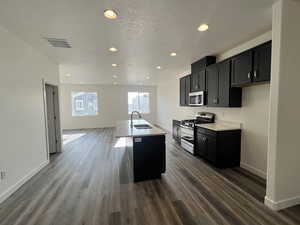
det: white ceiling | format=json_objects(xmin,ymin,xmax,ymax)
[{"xmin": 0, "ymin": 0, "xmax": 275, "ymax": 85}]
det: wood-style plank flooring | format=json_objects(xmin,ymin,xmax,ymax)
[{"xmin": 1, "ymin": 128, "xmax": 300, "ymax": 225}]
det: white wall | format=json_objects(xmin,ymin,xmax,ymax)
[
  {"xmin": 0, "ymin": 26, "xmax": 59, "ymax": 203},
  {"xmin": 60, "ymin": 84, "xmax": 157, "ymax": 129},
  {"xmin": 156, "ymin": 31, "xmax": 272, "ymax": 178},
  {"xmin": 265, "ymin": 0, "xmax": 300, "ymax": 210}
]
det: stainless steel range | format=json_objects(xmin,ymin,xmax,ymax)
[{"xmin": 180, "ymin": 112, "xmax": 215, "ymax": 155}]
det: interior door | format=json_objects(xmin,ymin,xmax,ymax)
[{"xmin": 45, "ymin": 84, "xmax": 58, "ymax": 154}]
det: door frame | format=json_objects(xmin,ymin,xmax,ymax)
[{"xmin": 42, "ymin": 79, "xmax": 62, "ymax": 160}]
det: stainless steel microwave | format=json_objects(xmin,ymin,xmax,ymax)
[{"xmin": 189, "ymin": 91, "xmax": 205, "ymax": 106}]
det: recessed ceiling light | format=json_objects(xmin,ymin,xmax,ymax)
[
  {"xmin": 156, "ymin": 66, "xmax": 161, "ymax": 69},
  {"xmin": 109, "ymin": 47, "xmax": 118, "ymax": 52},
  {"xmin": 113, "ymin": 75, "xmax": 118, "ymax": 78},
  {"xmin": 113, "ymin": 81, "xmax": 118, "ymax": 85},
  {"xmin": 146, "ymin": 76, "xmax": 150, "ymax": 80},
  {"xmin": 65, "ymin": 73, "xmax": 71, "ymax": 77},
  {"xmin": 198, "ymin": 24, "xmax": 209, "ymax": 32},
  {"xmin": 170, "ymin": 52, "xmax": 177, "ymax": 56},
  {"xmin": 104, "ymin": 9, "xmax": 118, "ymax": 19},
  {"xmin": 112, "ymin": 63, "xmax": 118, "ymax": 67}
]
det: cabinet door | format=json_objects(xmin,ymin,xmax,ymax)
[
  {"xmin": 206, "ymin": 135, "xmax": 217, "ymax": 164},
  {"xmin": 231, "ymin": 50, "xmax": 252, "ymax": 86},
  {"xmin": 196, "ymin": 132, "xmax": 208, "ymax": 158},
  {"xmin": 198, "ymin": 68, "xmax": 206, "ymax": 91},
  {"xmin": 191, "ymin": 73, "xmax": 198, "ymax": 92},
  {"xmin": 185, "ymin": 75, "xmax": 191, "ymax": 105},
  {"xmin": 218, "ymin": 60, "xmax": 231, "ymax": 107},
  {"xmin": 180, "ymin": 77, "xmax": 186, "ymax": 106},
  {"xmin": 253, "ymin": 41, "xmax": 271, "ymax": 83},
  {"xmin": 206, "ymin": 64, "xmax": 219, "ymax": 106}
]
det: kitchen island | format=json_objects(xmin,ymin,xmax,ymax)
[{"xmin": 115, "ymin": 119, "xmax": 167, "ymax": 182}]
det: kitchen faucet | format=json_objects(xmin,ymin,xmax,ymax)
[{"xmin": 130, "ymin": 111, "xmax": 142, "ymax": 127}]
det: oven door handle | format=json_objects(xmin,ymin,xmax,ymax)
[{"xmin": 180, "ymin": 125, "xmax": 193, "ymax": 130}]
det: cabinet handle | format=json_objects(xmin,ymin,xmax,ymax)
[
  {"xmin": 248, "ymin": 72, "xmax": 251, "ymax": 79},
  {"xmin": 254, "ymin": 70, "xmax": 257, "ymax": 78}
]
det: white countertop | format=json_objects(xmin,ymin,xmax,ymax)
[
  {"xmin": 196, "ymin": 121, "xmax": 241, "ymax": 131},
  {"xmin": 115, "ymin": 119, "xmax": 167, "ymax": 138}
]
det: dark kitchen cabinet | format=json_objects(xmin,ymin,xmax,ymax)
[
  {"xmin": 191, "ymin": 68, "xmax": 206, "ymax": 92},
  {"xmin": 179, "ymin": 75, "xmax": 190, "ymax": 106},
  {"xmin": 206, "ymin": 60, "xmax": 242, "ymax": 107},
  {"xmin": 191, "ymin": 56, "xmax": 216, "ymax": 92},
  {"xmin": 172, "ymin": 120, "xmax": 181, "ymax": 143},
  {"xmin": 253, "ymin": 41, "xmax": 272, "ymax": 83},
  {"xmin": 133, "ymin": 135, "xmax": 166, "ymax": 182},
  {"xmin": 180, "ymin": 77, "xmax": 186, "ymax": 106},
  {"xmin": 231, "ymin": 41, "xmax": 272, "ymax": 87},
  {"xmin": 231, "ymin": 50, "xmax": 253, "ymax": 86},
  {"xmin": 195, "ymin": 127, "xmax": 241, "ymax": 168},
  {"xmin": 206, "ymin": 64, "xmax": 219, "ymax": 106},
  {"xmin": 206, "ymin": 135, "xmax": 217, "ymax": 164},
  {"xmin": 196, "ymin": 132, "xmax": 207, "ymax": 158},
  {"xmin": 185, "ymin": 75, "xmax": 191, "ymax": 104}
]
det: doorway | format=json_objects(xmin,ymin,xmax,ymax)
[{"xmin": 45, "ymin": 83, "xmax": 62, "ymax": 155}]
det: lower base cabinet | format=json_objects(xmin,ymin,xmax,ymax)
[
  {"xmin": 195, "ymin": 127, "xmax": 241, "ymax": 168},
  {"xmin": 133, "ymin": 135, "xmax": 166, "ymax": 182}
]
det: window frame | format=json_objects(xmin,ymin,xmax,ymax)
[{"xmin": 127, "ymin": 91, "xmax": 150, "ymax": 114}]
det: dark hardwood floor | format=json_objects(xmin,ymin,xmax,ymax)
[{"xmin": 1, "ymin": 128, "xmax": 300, "ymax": 225}]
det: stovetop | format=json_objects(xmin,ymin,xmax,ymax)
[{"xmin": 180, "ymin": 112, "xmax": 215, "ymax": 128}]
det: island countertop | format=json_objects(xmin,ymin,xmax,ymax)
[{"xmin": 115, "ymin": 119, "xmax": 167, "ymax": 138}]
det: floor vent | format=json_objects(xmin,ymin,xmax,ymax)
[{"xmin": 44, "ymin": 38, "xmax": 71, "ymax": 48}]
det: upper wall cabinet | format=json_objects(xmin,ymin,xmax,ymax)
[
  {"xmin": 253, "ymin": 41, "xmax": 272, "ymax": 82},
  {"xmin": 231, "ymin": 50, "xmax": 252, "ymax": 86},
  {"xmin": 191, "ymin": 56, "xmax": 216, "ymax": 92},
  {"xmin": 180, "ymin": 75, "xmax": 191, "ymax": 106},
  {"xmin": 206, "ymin": 60, "xmax": 242, "ymax": 107},
  {"xmin": 231, "ymin": 41, "xmax": 272, "ymax": 87}
]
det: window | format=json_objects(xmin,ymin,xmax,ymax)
[
  {"xmin": 128, "ymin": 92, "xmax": 150, "ymax": 114},
  {"xmin": 72, "ymin": 92, "xmax": 98, "ymax": 116}
]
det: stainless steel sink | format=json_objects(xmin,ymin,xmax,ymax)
[{"xmin": 134, "ymin": 124, "xmax": 152, "ymax": 129}]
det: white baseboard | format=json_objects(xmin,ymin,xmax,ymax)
[
  {"xmin": 240, "ymin": 162, "xmax": 266, "ymax": 179},
  {"xmin": 265, "ymin": 195, "xmax": 300, "ymax": 211},
  {"xmin": 0, "ymin": 160, "xmax": 49, "ymax": 204}
]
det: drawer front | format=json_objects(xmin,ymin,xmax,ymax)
[{"xmin": 196, "ymin": 127, "xmax": 216, "ymax": 137}]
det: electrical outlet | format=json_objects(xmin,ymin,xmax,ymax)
[{"xmin": 0, "ymin": 171, "xmax": 6, "ymax": 180}]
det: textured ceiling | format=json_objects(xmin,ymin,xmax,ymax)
[{"xmin": 0, "ymin": 0, "xmax": 275, "ymax": 85}]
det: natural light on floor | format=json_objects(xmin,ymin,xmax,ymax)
[
  {"xmin": 63, "ymin": 133, "xmax": 86, "ymax": 145},
  {"xmin": 114, "ymin": 137, "xmax": 127, "ymax": 148}
]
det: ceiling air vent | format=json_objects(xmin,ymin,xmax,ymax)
[{"xmin": 44, "ymin": 38, "xmax": 71, "ymax": 48}]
